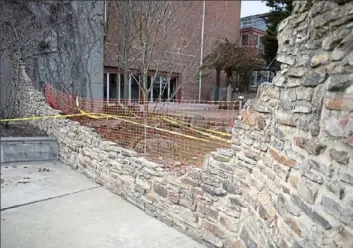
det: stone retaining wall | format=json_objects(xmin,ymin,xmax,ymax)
[{"xmin": 17, "ymin": 1, "xmax": 353, "ymax": 247}]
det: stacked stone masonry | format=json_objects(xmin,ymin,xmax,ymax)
[{"xmin": 17, "ymin": 1, "xmax": 353, "ymax": 247}]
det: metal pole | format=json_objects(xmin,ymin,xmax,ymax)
[
  {"xmin": 238, "ymin": 96, "xmax": 244, "ymax": 121},
  {"xmin": 198, "ymin": 0, "xmax": 206, "ymax": 101},
  {"xmin": 128, "ymin": 74, "xmax": 131, "ymax": 104},
  {"xmin": 151, "ymin": 76, "xmax": 154, "ymax": 103},
  {"xmin": 159, "ymin": 76, "xmax": 162, "ymax": 102},
  {"xmin": 106, "ymin": 72, "xmax": 110, "ymax": 104},
  {"xmin": 117, "ymin": 73, "xmax": 121, "ymax": 103},
  {"xmin": 104, "ymin": 1, "xmax": 107, "ymax": 23},
  {"xmin": 167, "ymin": 76, "xmax": 171, "ymax": 99}
]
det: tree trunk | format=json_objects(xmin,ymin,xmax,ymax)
[
  {"xmin": 142, "ymin": 72, "xmax": 148, "ymax": 155},
  {"xmin": 215, "ymin": 69, "xmax": 221, "ymax": 101}
]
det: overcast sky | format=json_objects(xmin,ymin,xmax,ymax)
[{"xmin": 241, "ymin": 1, "xmax": 271, "ymax": 17}]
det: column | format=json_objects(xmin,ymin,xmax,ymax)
[
  {"xmin": 117, "ymin": 73, "xmax": 121, "ymax": 103},
  {"xmin": 128, "ymin": 74, "xmax": 131, "ymax": 104},
  {"xmin": 159, "ymin": 76, "xmax": 162, "ymax": 102},
  {"xmin": 150, "ymin": 76, "xmax": 154, "ymax": 103},
  {"xmin": 106, "ymin": 72, "xmax": 110, "ymax": 104},
  {"xmin": 167, "ymin": 76, "xmax": 171, "ymax": 100}
]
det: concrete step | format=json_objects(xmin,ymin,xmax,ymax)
[{"xmin": 0, "ymin": 137, "xmax": 58, "ymax": 164}]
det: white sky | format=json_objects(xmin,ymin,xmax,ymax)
[{"xmin": 241, "ymin": 1, "xmax": 271, "ymax": 18}]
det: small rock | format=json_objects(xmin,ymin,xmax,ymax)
[
  {"xmin": 288, "ymin": 67, "xmax": 308, "ymax": 78},
  {"xmin": 12, "ymin": 165, "xmax": 17, "ymax": 168},
  {"xmin": 303, "ymin": 71, "xmax": 327, "ymax": 87},
  {"xmin": 330, "ymin": 149, "xmax": 349, "ymax": 165},
  {"xmin": 297, "ymin": 179, "xmax": 318, "ymax": 204},
  {"xmin": 23, "ymin": 176, "xmax": 31, "ymax": 180},
  {"xmin": 331, "ymin": 49, "xmax": 346, "ymax": 61},
  {"xmin": 310, "ymin": 53, "xmax": 330, "ymax": 68},
  {"xmin": 326, "ymin": 74, "xmax": 353, "ymax": 92}
]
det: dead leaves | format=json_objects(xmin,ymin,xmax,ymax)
[{"xmin": 38, "ymin": 167, "xmax": 50, "ymax": 172}]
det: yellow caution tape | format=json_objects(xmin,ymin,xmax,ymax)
[
  {"xmin": 101, "ymin": 101, "xmax": 232, "ymax": 137},
  {"xmin": 0, "ymin": 101, "xmax": 231, "ymax": 145},
  {"xmin": 0, "ymin": 113, "xmax": 85, "ymax": 122},
  {"xmin": 161, "ymin": 115, "xmax": 231, "ymax": 137},
  {"xmin": 88, "ymin": 112, "xmax": 230, "ymax": 145}
]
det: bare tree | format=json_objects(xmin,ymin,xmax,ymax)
[
  {"xmin": 0, "ymin": 1, "xmax": 50, "ymax": 124},
  {"xmin": 25, "ymin": 1, "xmax": 105, "ymax": 98},
  {"xmin": 106, "ymin": 1, "xmax": 224, "ymax": 107},
  {"xmin": 202, "ymin": 39, "xmax": 264, "ymax": 100},
  {"xmin": 0, "ymin": 0, "xmax": 105, "ymax": 122}
]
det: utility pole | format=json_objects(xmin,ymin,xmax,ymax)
[{"xmin": 198, "ymin": 0, "xmax": 206, "ymax": 101}]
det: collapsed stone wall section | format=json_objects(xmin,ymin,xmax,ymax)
[{"xmin": 16, "ymin": 1, "xmax": 353, "ymax": 247}]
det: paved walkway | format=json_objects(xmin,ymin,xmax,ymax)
[{"xmin": 1, "ymin": 161, "xmax": 205, "ymax": 248}]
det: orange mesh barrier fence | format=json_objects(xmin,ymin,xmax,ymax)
[{"xmin": 45, "ymin": 84, "xmax": 240, "ymax": 167}]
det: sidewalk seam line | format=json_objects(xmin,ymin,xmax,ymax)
[{"xmin": 1, "ymin": 185, "xmax": 102, "ymax": 212}]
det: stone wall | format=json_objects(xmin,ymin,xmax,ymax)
[{"xmin": 16, "ymin": 1, "xmax": 353, "ymax": 247}]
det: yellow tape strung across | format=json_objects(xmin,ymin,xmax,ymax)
[
  {"xmin": 0, "ymin": 113, "xmax": 140, "ymax": 122},
  {"xmin": 0, "ymin": 99, "xmax": 231, "ymax": 145},
  {"xmin": 161, "ymin": 116, "xmax": 232, "ymax": 137},
  {"xmin": 0, "ymin": 113, "xmax": 85, "ymax": 122},
  {"xmin": 102, "ymin": 101, "xmax": 231, "ymax": 137},
  {"xmin": 94, "ymin": 112, "xmax": 231, "ymax": 145},
  {"xmin": 160, "ymin": 116, "xmax": 231, "ymax": 142}
]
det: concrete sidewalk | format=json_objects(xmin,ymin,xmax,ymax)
[{"xmin": 1, "ymin": 161, "xmax": 205, "ymax": 248}]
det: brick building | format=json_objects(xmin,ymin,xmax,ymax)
[
  {"xmin": 103, "ymin": 1, "xmax": 241, "ymax": 102},
  {"xmin": 240, "ymin": 13, "xmax": 275, "ymax": 90}
]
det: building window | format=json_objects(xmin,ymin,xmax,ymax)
[
  {"xmin": 250, "ymin": 71, "xmax": 274, "ymax": 88},
  {"xmin": 253, "ymin": 35, "xmax": 259, "ymax": 48},
  {"xmin": 256, "ymin": 36, "xmax": 264, "ymax": 55},
  {"xmin": 104, "ymin": 72, "xmax": 118, "ymax": 101},
  {"xmin": 250, "ymin": 71, "xmax": 258, "ymax": 88},
  {"xmin": 241, "ymin": 34, "xmax": 249, "ymax": 46}
]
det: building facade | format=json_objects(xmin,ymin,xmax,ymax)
[
  {"xmin": 103, "ymin": 1, "xmax": 241, "ymax": 102},
  {"xmin": 240, "ymin": 13, "xmax": 267, "ymax": 31},
  {"xmin": 240, "ymin": 13, "xmax": 275, "ymax": 90}
]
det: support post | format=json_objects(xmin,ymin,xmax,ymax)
[
  {"xmin": 198, "ymin": 0, "xmax": 206, "ymax": 101},
  {"xmin": 117, "ymin": 73, "xmax": 121, "ymax": 103},
  {"xmin": 128, "ymin": 74, "xmax": 131, "ymax": 104},
  {"xmin": 167, "ymin": 76, "xmax": 171, "ymax": 100},
  {"xmin": 159, "ymin": 76, "xmax": 162, "ymax": 102},
  {"xmin": 150, "ymin": 76, "xmax": 154, "ymax": 103},
  {"xmin": 106, "ymin": 72, "xmax": 110, "ymax": 104}
]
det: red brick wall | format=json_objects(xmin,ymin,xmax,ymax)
[
  {"xmin": 181, "ymin": 1, "xmax": 241, "ymax": 101},
  {"xmin": 104, "ymin": 1, "xmax": 241, "ymax": 101},
  {"xmin": 240, "ymin": 28, "xmax": 266, "ymax": 56}
]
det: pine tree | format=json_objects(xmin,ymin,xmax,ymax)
[{"xmin": 262, "ymin": 0, "xmax": 293, "ymax": 67}]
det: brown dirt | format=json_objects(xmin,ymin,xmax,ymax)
[
  {"xmin": 69, "ymin": 114, "xmax": 230, "ymax": 167},
  {"xmin": 0, "ymin": 123, "xmax": 47, "ymax": 137}
]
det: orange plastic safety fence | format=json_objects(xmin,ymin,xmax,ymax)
[{"xmin": 45, "ymin": 84, "xmax": 239, "ymax": 167}]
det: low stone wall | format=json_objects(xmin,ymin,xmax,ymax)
[
  {"xmin": 16, "ymin": 1, "xmax": 353, "ymax": 247},
  {"xmin": 0, "ymin": 137, "xmax": 58, "ymax": 163}
]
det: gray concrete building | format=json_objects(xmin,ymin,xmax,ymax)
[{"xmin": 1, "ymin": 1, "xmax": 105, "ymax": 99}]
